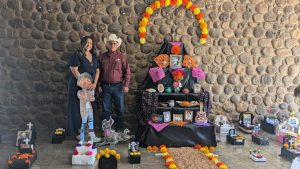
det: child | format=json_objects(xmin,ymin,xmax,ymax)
[{"xmin": 77, "ymin": 73, "xmax": 101, "ymax": 143}]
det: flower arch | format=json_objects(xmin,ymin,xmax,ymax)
[{"xmin": 138, "ymin": 0, "xmax": 208, "ymax": 45}]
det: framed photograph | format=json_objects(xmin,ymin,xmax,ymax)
[
  {"xmin": 193, "ymin": 83, "xmax": 201, "ymax": 93},
  {"xmin": 228, "ymin": 129, "xmax": 236, "ymax": 137},
  {"xmin": 173, "ymin": 114, "xmax": 183, "ymax": 122},
  {"xmin": 16, "ymin": 130, "xmax": 32, "ymax": 146},
  {"xmin": 163, "ymin": 111, "xmax": 171, "ymax": 123},
  {"xmin": 184, "ymin": 110, "xmax": 194, "ymax": 122},
  {"xmin": 243, "ymin": 114, "xmax": 252, "ymax": 125},
  {"xmin": 170, "ymin": 55, "xmax": 182, "ymax": 69}
]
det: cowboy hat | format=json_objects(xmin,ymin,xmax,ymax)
[{"xmin": 104, "ymin": 34, "xmax": 122, "ymax": 47}]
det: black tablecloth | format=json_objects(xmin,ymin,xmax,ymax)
[{"xmin": 140, "ymin": 123, "xmax": 217, "ymax": 147}]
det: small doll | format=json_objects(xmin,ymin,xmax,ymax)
[{"xmin": 77, "ymin": 73, "xmax": 101, "ymax": 144}]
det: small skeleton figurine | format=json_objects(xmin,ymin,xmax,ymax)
[
  {"xmin": 129, "ymin": 141, "xmax": 139, "ymax": 152},
  {"xmin": 77, "ymin": 73, "xmax": 101, "ymax": 144}
]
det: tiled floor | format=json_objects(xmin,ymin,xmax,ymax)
[{"xmin": 0, "ymin": 130, "xmax": 293, "ymax": 169}]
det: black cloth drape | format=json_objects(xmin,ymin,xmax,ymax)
[{"xmin": 141, "ymin": 123, "xmax": 217, "ymax": 147}]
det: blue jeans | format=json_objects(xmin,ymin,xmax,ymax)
[{"xmin": 101, "ymin": 83, "xmax": 124, "ymax": 129}]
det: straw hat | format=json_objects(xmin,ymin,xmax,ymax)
[{"xmin": 104, "ymin": 34, "xmax": 122, "ymax": 47}]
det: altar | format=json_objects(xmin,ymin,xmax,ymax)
[{"xmin": 136, "ymin": 41, "xmax": 216, "ymax": 147}]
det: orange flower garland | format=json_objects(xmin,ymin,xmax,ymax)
[
  {"xmin": 138, "ymin": 0, "xmax": 208, "ymax": 44},
  {"xmin": 194, "ymin": 144, "xmax": 228, "ymax": 169},
  {"xmin": 160, "ymin": 145, "xmax": 179, "ymax": 169}
]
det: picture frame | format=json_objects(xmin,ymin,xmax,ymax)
[
  {"xmin": 163, "ymin": 111, "xmax": 171, "ymax": 123},
  {"xmin": 173, "ymin": 114, "xmax": 183, "ymax": 122},
  {"xmin": 16, "ymin": 130, "xmax": 32, "ymax": 146},
  {"xmin": 184, "ymin": 110, "xmax": 193, "ymax": 122},
  {"xmin": 193, "ymin": 83, "xmax": 201, "ymax": 93},
  {"xmin": 243, "ymin": 114, "xmax": 252, "ymax": 125},
  {"xmin": 170, "ymin": 55, "xmax": 182, "ymax": 69},
  {"xmin": 228, "ymin": 128, "xmax": 236, "ymax": 137}
]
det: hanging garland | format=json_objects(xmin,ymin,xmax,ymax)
[{"xmin": 138, "ymin": 0, "xmax": 208, "ymax": 45}]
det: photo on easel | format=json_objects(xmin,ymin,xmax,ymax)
[
  {"xmin": 173, "ymin": 114, "xmax": 183, "ymax": 122},
  {"xmin": 163, "ymin": 111, "xmax": 171, "ymax": 123},
  {"xmin": 16, "ymin": 130, "xmax": 32, "ymax": 146},
  {"xmin": 184, "ymin": 110, "xmax": 194, "ymax": 123}
]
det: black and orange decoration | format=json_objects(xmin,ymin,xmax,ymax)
[{"xmin": 138, "ymin": 0, "xmax": 208, "ymax": 45}]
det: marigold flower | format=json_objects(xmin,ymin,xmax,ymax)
[
  {"xmin": 194, "ymin": 8, "xmax": 200, "ymax": 15},
  {"xmin": 169, "ymin": 164, "xmax": 177, "ymax": 169},
  {"xmin": 176, "ymin": 0, "xmax": 182, "ymax": 6},
  {"xmin": 182, "ymin": 0, "xmax": 189, "ymax": 6},
  {"xmin": 160, "ymin": 0, "xmax": 165, "ymax": 6},
  {"xmin": 216, "ymin": 161, "xmax": 224, "ymax": 167},
  {"xmin": 166, "ymin": 157, "xmax": 174, "ymax": 162},
  {"xmin": 142, "ymin": 17, "xmax": 149, "ymax": 23},
  {"xmin": 146, "ymin": 7, "xmax": 154, "ymax": 15},
  {"xmin": 200, "ymin": 22, "xmax": 207, "ymax": 29},
  {"xmin": 115, "ymin": 153, "xmax": 121, "ymax": 160},
  {"xmin": 194, "ymin": 144, "xmax": 202, "ymax": 149},
  {"xmin": 139, "ymin": 21, "xmax": 148, "ymax": 27},
  {"xmin": 99, "ymin": 150, "xmax": 105, "ymax": 155},
  {"xmin": 140, "ymin": 38, "xmax": 146, "ymax": 44},
  {"xmin": 186, "ymin": 1, "xmax": 193, "ymax": 9},
  {"xmin": 219, "ymin": 164, "xmax": 227, "ymax": 169},
  {"xmin": 143, "ymin": 12, "xmax": 150, "ymax": 19},
  {"xmin": 196, "ymin": 12, "xmax": 205, "ymax": 19},
  {"xmin": 165, "ymin": 161, "xmax": 175, "ymax": 166},
  {"xmin": 105, "ymin": 153, "xmax": 110, "ymax": 158},
  {"xmin": 164, "ymin": 154, "xmax": 172, "ymax": 159},
  {"xmin": 147, "ymin": 146, "xmax": 153, "ymax": 151},
  {"xmin": 170, "ymin": 0, "xmax": 176, "ymax": 6},
  {"xmin": 151, "ymin": 3, "xmax": 157, "ymax": 10},
  {"xmin": 165, "ymin": 0, "xmax": 171, "ymax": 6},
  {"xmin": 152, "ymin": 146, "xmax": 158, "ymax": 151},
  {"xmin": 160, "ymin": 147, "xmax": 168, "ymax": 153},
  {"xmin": 155, "ymin": 1, "xmax": 161, "ymax": 8},
  {"xmin": 202, "ymin": 28, "xmax": 208, "ymax": 34},
  {"xmin": 190, "ymin": 4, "xmax": 196, "ymax": 12},
  {"xmin": 159, "ymin": 144, "xmax": 167, "ymax": 149},
  {"xmin": 203, "ymin": 149, "xmax": 210, "ymax": 154},
  {"xmin": 200, "ymin": 38, "xmax": 206, "ymax": 44},
  {"xmin": 110, "ymin": 150, "xmax": 117, "ymax": 155},
  {"xmin": 212, "ymin": 157, "xmax": 218, "ymax": 163},
  {"xmin": 139, "ymin": 27, "xmax": 146, "ymax": 33},
  {"xmin": 209, "ymin": 146, "xmax": 215, "ymax": 151}
]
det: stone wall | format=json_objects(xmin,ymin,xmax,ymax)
[{"xmin": 0, "ymin": 0, "xmax": 300, "ymax": 131}]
